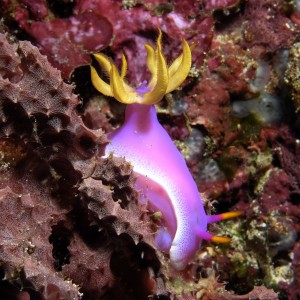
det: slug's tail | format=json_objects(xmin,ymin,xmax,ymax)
[{"xmin": 197, "ymin": 211, "xmax": 243, "ymax": 244}]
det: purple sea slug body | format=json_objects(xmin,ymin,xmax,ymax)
[{"xmin": 91, "ymin": 31, "xmax": 242, "ymax": 270}]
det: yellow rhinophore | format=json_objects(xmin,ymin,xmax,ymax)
[{"xmin": 90, "ymin": 30, "xmax": 192, "ymax": 105}]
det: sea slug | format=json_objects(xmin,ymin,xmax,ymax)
[{"xmin": 91, "ymin": 31, "xmax": 242, "ymax": 270}]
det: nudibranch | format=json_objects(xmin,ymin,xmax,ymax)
[{"xmin": 91, "ymin": 31, "xmax": 242, "ymax": 270}]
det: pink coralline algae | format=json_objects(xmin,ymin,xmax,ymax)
[
  {"xmin": 185, "ymin": 40, "xmax": 255, "ymax": 146},
  {"xmin": 242, "ymin": 0, "xmax": 296, "ymax": 52},
  {"xmin": 283, "ymin": 242, "xmax": 300, "ymax": 299},
  {"xmin": 76, "ymin": 0, "xmax": 214, "ymax": 84},
  {"xmin": 14, "ymin": 6, "xmax": 113, "ymax": 78},
  {"xmin": 19, "ymin": 0, "xmax": 48, "ymax": 19},
  {"xmin": 203, "ymin": 0, "xmax": 241, "ymax": 10},
  {"xmin": 6, "ymin": 0, "xmax": 214, "ymax": 81}
]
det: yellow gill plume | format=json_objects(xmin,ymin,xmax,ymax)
[{"xmin": 90, "ymin": 30, "xmax": 192, "ymax": 105}]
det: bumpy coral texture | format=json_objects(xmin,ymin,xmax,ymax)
[
  {"xmin": 0, "ymin": 33, "xmax": 161, "ymax": 299},
  {"xmin": 0, "ymin": 175, "xmax": 79, "ymax": 299}
]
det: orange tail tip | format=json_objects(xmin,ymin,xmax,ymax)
[
  {"xmin": 220, "ymin": 211, "xmax": 244, "ymax": 220},
  {"xmin": 197, "ymin": 231, "xmax": 231, "ymax": 243},
  {"xmin": 211, "ymin": 235, "xmax": 231, "ymax": 243}
]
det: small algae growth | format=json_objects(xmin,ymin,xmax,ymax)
[
  {"xmin": 214, "ymin": 213, "xmax": 295, "ymax": 294},
  {"xmin": 231, "ymin": 114, "xmax": 263, "ymax": 143},
  {"xmin": 285, "ymin": 42, "xmax": 300, "ymax": 112},
  {"xmin": 0, "ymin": 140, "xmax": 26, "ymax": 171},
  {"xmin": 246, "ymin": 214, "xmax": 295, "ymax": 288},
  {"xmin": 247, "ymin": 150, "xmax": 273, "ymax": 178}
]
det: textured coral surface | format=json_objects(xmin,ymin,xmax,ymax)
[
  {"xmin": 0, "ymin": 0, "xmax": 300, "ymax": 299},
  {"xmin": 0, "ymin": 32, "xmax": 159, "ymax": 299}
]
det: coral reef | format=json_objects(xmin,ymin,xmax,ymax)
[{"xmin": 0, "ymin": 0, "xmax": 300, "ymax": 299}]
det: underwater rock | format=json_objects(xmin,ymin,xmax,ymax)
[
  {"xmin": 77, "ymin": 0, "xmax": 214, "ymax": 84},
  {"xmin": 242, "ymin": 0, "xmax": 297, "ymax": 52},
  {"xmin": 19, "ymin": 0, "xmax": 48, "ymax": 19},
  {"xmin": 14, "ymin": 9, "xmax": 113, "ymax": 78},
  {"xmin": 232, "ymin": 93, "xmax": 283, "ymax": 125}
]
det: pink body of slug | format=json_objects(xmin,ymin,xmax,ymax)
[
  {"xmin": 92, "ymin": 31, "xmax": 241, "ymax": 270},
  {"xmin": 105, "ymin": 104, "xmax": 208, "ymax": 270}
]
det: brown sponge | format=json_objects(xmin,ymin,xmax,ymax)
[{"xmin": 0, "ymin": 33, "xmax": 161, "ymax": 299}]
